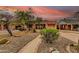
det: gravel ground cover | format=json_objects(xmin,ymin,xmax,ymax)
[
  {"xmin": 37, "ymin": 36, "xmax": 75, "ymax": 53},
  {"xmin": 0, "ymin": 33, "xmax": 39, "ymax": 53}
]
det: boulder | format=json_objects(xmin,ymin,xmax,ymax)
[{"xmin": 0, "ymin": 39, "xmax": 8, "ymax": 44}]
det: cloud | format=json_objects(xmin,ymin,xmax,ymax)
[{"xmin": 0, "ymin": 6, "xmax": 70, "ymax": 20}]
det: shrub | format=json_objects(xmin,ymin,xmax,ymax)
[
  {"xmin": 70, "ymin": 44, "xmax": 74, "ymax": 46},
  {"xmin": 41, "ymin": 29, "xmax": 59, "ymax": 44},
  {"xmin": 33, "ymin": 29, "xmax": 36, "ymax": 33},
  {"xmin": 0, "ymin": 39, "xmax": 8, "ymax": 44},
  {"xmin": 75, "ymin": 45, "xmax": 79, "ymax": 52}
]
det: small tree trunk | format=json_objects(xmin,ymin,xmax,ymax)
[
  {"xmin": 5, "ymin": 22, "xmax": 13, "ymax": 36},
  {"xmin": 6, "ymin": 27, "xmax": 13, "ymax": 36}
]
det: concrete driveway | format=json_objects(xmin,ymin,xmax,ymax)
[
  {"xmin": 60, "ymin": 30, "xmax": 79, "ymax": 43},
  {"xmin": 0, "ymin": 30, "xmax": 19, "ymax": 35}
]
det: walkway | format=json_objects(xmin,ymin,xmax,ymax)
[
  {"xmin": 60, "ymin": 30, "xmax": 79, "ymax": 43},
  {"xmin": 19, "ymin": 35, "xmax": 42, "ymax": 53}
]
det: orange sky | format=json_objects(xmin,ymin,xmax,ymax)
[
  {"xmin": 16, "ymin": 6, "xmax": 68, "ymax": 15},
  {"xmin": 0, "ymin": 6, "xmax": 70, "ymax": 20}
]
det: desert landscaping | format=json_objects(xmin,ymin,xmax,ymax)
[{"xmin": 0, "ymin": 6, "xmax": 79, "ymax": 53}]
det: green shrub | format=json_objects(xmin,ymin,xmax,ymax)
[
  {"xmin": 75, "ymin": 45, "xmax": 79, "ymax": 52},
  {"xmin": 33, "ymin": 29, "xmax": 36, "ymax": 33},
  {"xmin": 0, "ymin": 39, "xmax": 8, "ymax": 44},
  {"xmin": 41, "ymin": 29, "xmax": 59, "ymax": 43}
]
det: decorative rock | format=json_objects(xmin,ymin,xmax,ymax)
[
  {"xmin": 49, "ymin": 47, "xmax": 54, "ymax": 53},
  {"xmin": 52, "ymin": 50, "xmax": 60, "ymax": 53},
  {"xmin": 0, "ymin": 39, "xmax": 8, "ymax": 44},
  {"xmin": 48, "ymin": 47, "xmax": 60, "ymax": 53}
]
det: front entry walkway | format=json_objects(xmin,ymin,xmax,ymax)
[{"xmin": 18, "ymin": 35, "xmax": 42, "ymax": 53}]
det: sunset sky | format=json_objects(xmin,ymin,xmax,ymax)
[
  {"xmin": 48, "ymin": 6, "xmax": 79, "ymax": 11},
  {"xmin": 0, "ymin": 6, "xmax": 79, "ymax": 20}
]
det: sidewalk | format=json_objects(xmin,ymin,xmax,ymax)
[{"xmin": 18, "ymin": 35, "xmax": 42, "ymax": 53}]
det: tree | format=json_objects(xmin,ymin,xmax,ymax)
[
  {"xmin": 15, "ymin": 10, "xmax": 26, "ymax": 25},
  {"xmin": 36, "ymin": 17, "xmax": 43, "ymax": 24},
  {"xmin": 16, "ymin": 8, "xmax": 35, "ymax": 31},
  {"xmin": 15, "ymin": 10, "xmax": 29, "ymax": 31},
  {"xmin": 35, "ymin": 17, "xmax": 43, "ymax": 29},
  {"xmin": 25, "ymin": 8, "xmax": 35, "ymax": 31},
  {"xmin": 73, "ymin": 11, "xmax": 79, "ymax": 18},
  {"xmin": 0, "ymin": 10, "xmax": 15, "ymax": 36}
]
